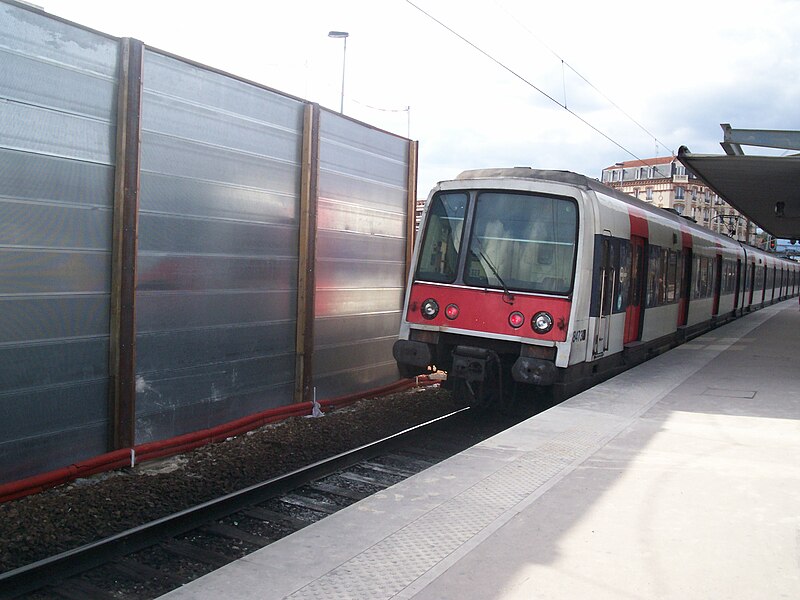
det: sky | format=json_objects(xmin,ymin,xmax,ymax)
[{"xmin": 36, "ymin": 0, "xmax": 800, "ymax": 196}]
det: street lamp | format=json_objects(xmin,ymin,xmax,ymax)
[{"xmin": 328, "ymin": 31, "xmax": 349, "ymax": 113}]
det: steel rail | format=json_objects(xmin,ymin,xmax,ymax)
[{"xmin": 0, "ymin": 407, "xmax": 470, "ymax": 598}]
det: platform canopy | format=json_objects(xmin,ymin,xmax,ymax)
[{"xmin": 678, "ymin": 124, "xmax": 800, "ymax": 240}]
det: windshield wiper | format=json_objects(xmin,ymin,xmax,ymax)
[{"xmin": 472, "ymin": 236, "xmax": 515, "ymax": 305}]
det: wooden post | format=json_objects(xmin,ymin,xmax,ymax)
[
  {"xmin": 405, "ymin": 140, "xmax": 419, "ymax": 279},
  {"xmin": 109, "ymin": 38, "xmax": 144, "ymax": 449},
  {"xmin": 294, "ymin": 104, "xmax": 320, "ymax": 405}
]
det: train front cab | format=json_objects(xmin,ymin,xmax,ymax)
[{"xmin": 393, "ymin": 171, "xmax": 589, "ymax": 405}]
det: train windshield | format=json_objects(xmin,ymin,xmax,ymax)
[
  {"xmin": 464, "ymin": 192, "xmax": 577, "ymax": 294},
  {"xmin": 416, "ymin": 192, "xmax": 468, "ymax": 282}
]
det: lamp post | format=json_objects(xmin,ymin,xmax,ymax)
[{"xmin": 328, "ymin": 31, "xmax": 349, "ymax": 113}]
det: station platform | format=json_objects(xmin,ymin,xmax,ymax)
[{"xmin": 161, "ymin": 300, "xmax": 800, "ymax": 600}]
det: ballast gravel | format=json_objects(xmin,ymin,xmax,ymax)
[{"xmin": 0, "ymin": 385, "xmax": 460, "ymax": 573}]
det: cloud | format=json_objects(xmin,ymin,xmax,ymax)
[{"xmin": 39, "ymin": 0, "xmax": 800, "ymax": 194}]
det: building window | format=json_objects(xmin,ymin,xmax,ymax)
[
  {"xmin": 612, "ymin": 170, "xmax": 618, "ymax": 182},
  {"xmin": 639, "ymin": 167, "xmax": 647, "ymax": 179},
  {"xmin": 632, "ymin": 188, "xmax": 639, "ymax": 198},
  {"xmin": 674, "ymin": 203, "xmax": 684, "ymax": 215},
  {"xmin": 646, "ymin": 187, "xmax": 653, "ymax": 201},
  {"xmin": 675, "ymin": 164, "xmax": 686, "ymax": 176},
  {"xmin": 675, "ymin": 186, "xmax": 685, "ymax": 200}
]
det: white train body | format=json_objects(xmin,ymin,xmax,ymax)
[{"xmin": 393, "ymin": 168, "xmax": 798, "ymax": 401}]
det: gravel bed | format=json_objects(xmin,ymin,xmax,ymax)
[{"xmin": 0, "ymin": 385, "xmax": 460, "ymax": 573}]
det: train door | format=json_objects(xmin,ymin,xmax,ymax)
[
  {"xmin": 771, "ymin": 266, "xmax": 776, "ymax": 302},
  {"xmin": 593, "ymin": 235, "xmax": 614, "ymax": 356},
  {"xmin": 748, "ymin": 263, "xmax": 755, "ymax": 307},
  {"xmin": 624, "ymin": 235, "xmax": 646, "ymax": 343},
  {"xmin": 733, "ymin": 259, "xmax": 742, "ymax": 312},
  {"xmin": 677, "ymin": 247, "xmax": 692, "ymax": 327},
  {"xmin": 712, "ymin": 255, "xmax": 722, "ymax": 316}
]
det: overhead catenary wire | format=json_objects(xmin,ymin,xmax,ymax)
[
  {"xmin": 491, "ymin": 0, "xmax": 676, "ymax": 159},
  {"xmin": 349, "ymin": 98, "xmax": 412, "ymax": 137},
  {"xmin": 403, "ymin": 0, "xmax": 667, "ymax": 167},
  {"xmin": 350, "ymin": 98, "xmax": 410, "ymax": 113}
]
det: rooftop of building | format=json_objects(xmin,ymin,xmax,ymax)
[{"xmin": 603, "ymin": 155, "xmax": 677, "ymax": 170}]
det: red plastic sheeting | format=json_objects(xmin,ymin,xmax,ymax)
[{"xmin": 0, "ymin": 378, "xmax": 436, "ymax": 504}]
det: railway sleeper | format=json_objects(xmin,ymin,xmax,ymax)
[
  {"xmin": 46, "ymin": 578, "xmax": 119, "ymax": 600},
  {"xmin": 359, "ymin": 460, "xmax": 418, "ymax": 478},
  {"xmin": 110, "ymin": 556, "xmax": 186, "ymax": 586},
  {"xmin": 279, "ymin": 494, "xmax": 339, "ymax": 515},
  {"xmin": 308, "ymin": 480, "xmax": 371, "ymax": 502},
  {"xmin": 337, "ymin": 471, "xmax": 392, "ymax": 487},
  {"xmin": 243, "ymin": 506, "xmax": 309, "ymax": 530},
  {"xmin": 160, "ymin": 538, "xmax": 231, "ymax": 569},
  {"xmin": 200, "ymin": 521, "xmax": 272, "ymax": 548}
]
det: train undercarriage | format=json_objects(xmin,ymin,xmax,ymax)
[{"xmin": 394, "ymin": 333, "xmax": 560, "ymax": 410}]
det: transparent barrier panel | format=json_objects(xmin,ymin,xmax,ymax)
[
  {"xmin": 134, "ymin": 51, "xmax": 305, "ymax": 443},
  {"xmin": 0, "ymin": 4, "xmax": 117, "ymax": 483},
  {"xmin": 313, "ymin": 110, "xmax": 409, "ymax": 398}
]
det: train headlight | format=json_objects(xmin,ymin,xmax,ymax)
[
  {"xmin": 508, "ymin": 311, "xmax": 525, "ymax": 328},
  {"xmin": 421, "ymin": 298, "xmax": 439, "ymax": 320},
  {"xmin": 445, "ymin": 303, "xmax": 460, "ymax": 320},
  {"xmin": 531, "ymin": 311, "xmax": 554, "ymax": 334}
]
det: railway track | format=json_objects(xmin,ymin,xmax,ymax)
[{"xmin": 1, "ymin": 404, "xmax": 537, "ymax": 599}]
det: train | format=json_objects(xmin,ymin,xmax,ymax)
[{"xmin": 393, "ymin": 167, "xmax": 800, "ymax": 406}]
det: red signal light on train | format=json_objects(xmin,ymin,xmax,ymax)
[
  {"xmin": 445, "ymin": 303, "xmax": 460, "ymax": 320},
  {"xmin": 508, "ymin": 311, "xmax": 525, "ymax": 328}
]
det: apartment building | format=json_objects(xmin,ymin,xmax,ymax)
[{"xmin": 600, "ymin": 156, "xmax": 753, "ymax": 243}]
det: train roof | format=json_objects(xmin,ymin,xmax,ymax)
[
  {"xmin": 454, "ymin": 167, "xmax": 655, "ymax": 209},
  {"xmin": 450, "ymin": 167, "xmax": 794, "ymax": 262},
  {"xmin": 454, "ymin": 167, "xmax": 633, "ymax": 202},
  {"xmin": 455, "ymin": 167, "xmax": 596, "ymax": 189}
]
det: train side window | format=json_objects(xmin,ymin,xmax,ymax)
[
  {"xmin": 727, "ymin": 260, "xmax": 737, "ymax": 294},
  {"xmin": 766, "ymin": 266, "xmax": 775, "ymax": 297},
  {"xmin": 600, "ymin": 238, "xmax": 615, "ymax": 315},
  {"xmin": 629, "ymin": 240, "xmax": 643, "ymax": 307},
  {"xmin": 646, "ymin": 245, "xmax": 663, "ymax": 308},
  {"xmin": 693, "ymin": 255, "xmax": 711, "ymax": 299},
  {"xmin": 617, "ymin": 240, "xmax": 631, "ymax": 312},
  {"xmin": 720, "ymin": 259, "xmax": 727, "ymax": 293},
  {"xmin": 707, "ymin": 258, "xmax": 714, "ymax": 297},
  {"xmin": 590, "ymin": 236, "xmax": 625, "ymax": 316},
  {"xmin": 666, "ymin": 250, "xmax": 678, "ymax": 303}
]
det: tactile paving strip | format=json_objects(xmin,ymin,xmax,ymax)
[{"xmin": 285, "ymin": 427, "xmax": 607, "ymax": 600}]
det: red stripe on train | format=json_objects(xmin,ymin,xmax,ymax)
[
  {"xmin": 405, "ymin": 282, "xmax": 570, "ymax": 342},
  {"xmin": 628, "ymin": 207, "xmax": 649, "ymax": 238}
]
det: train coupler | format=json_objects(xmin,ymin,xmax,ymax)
[
  {"xmin": 451, "ymin": 346, "xmax": 497, "ymax": 382},
  {"xmin": 450, "ymin": 346, "xmax": 505, "ymax": 409}
]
